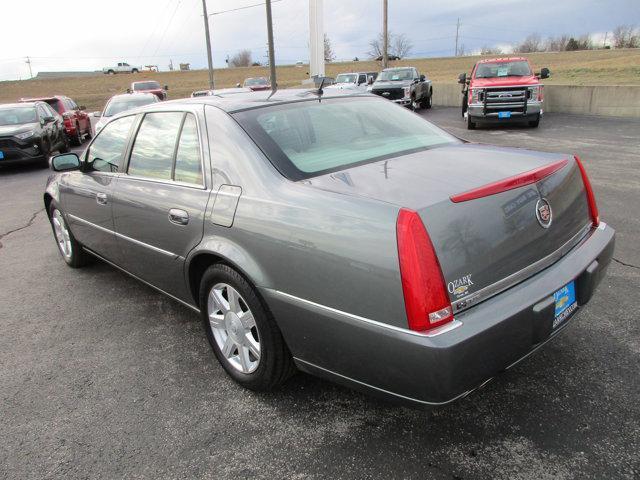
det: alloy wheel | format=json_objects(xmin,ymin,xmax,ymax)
[
  {"xmin": 52, "ymin": 209, "xmax": 72, "ymax": 259},
  {"xmin": 207, "ymin": 283, "xmax": 260, "ymax": 374}
]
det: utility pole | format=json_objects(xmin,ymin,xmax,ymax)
[
  {"xmin": 265, "ymin": 0, "xmax": 277, "ymax": 92},
  {"xmin": 455, "ymin": 18, "xmax": 460, "ymax": 56},
  {"xmin": 201, "ymin": 0, "xmax": 214, "ymax": 89},
  {"xmin": 25, "ymin": 56, "xmax": 33, "ymax": 79},
  {"xmin": 603, "ymin": 32, "xmax": 608, "ymax": 49},
  {"xmin": 382, "ymin": 0, "xmax": 388, "ymax": 69}
]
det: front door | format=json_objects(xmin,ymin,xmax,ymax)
[
  {"xmin": 111, "ymin": 111, "xmax": 209, "ymax": 301},
  {"xmin": 62, "ymin": 115, "xmax": 137, "ymax": 262}
]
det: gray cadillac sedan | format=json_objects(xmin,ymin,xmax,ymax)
[{"xmin": 44, "ymin": 90, "xmax": 615, "ymax": 407}]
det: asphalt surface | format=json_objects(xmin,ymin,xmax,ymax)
[{"xmin": 1, "ymin": 108, "xmax": 638, "ymax": 480}]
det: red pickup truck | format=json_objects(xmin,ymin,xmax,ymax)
[{"xmin": 459, "ymin": 57, "xmax": 549, "ymax": 129}]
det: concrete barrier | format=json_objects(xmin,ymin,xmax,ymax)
[{"xmin": 431, "ymin": 83, "xmax": 640, "ymax": 117}]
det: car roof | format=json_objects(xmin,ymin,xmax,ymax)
[
  {"xmin": 131, "ymin": 80, "xmax": 160, "ymax": 84},
  {"xmin": 0, "ymin": 102, "xmax": 39, "ymax": 108},
  {"xmin": 127, "ymin": 89, "xmax": 373, "ymax": 114},
  {"xmin": 109, "ymin": 92, "xmax": 157, "ymax": 101},
  {"xmin": 19, "ymin": 95, "xmax": 65, "ymax": 102},
  {"xmin": 477, "ymin": 57, "xmax": 528, "ymax": 64},
  {"xmin": 381, "ymin": 67, "xmax": 413, "ymax": 71}
]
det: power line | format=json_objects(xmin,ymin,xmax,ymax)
[
  {"xmin": 209, "ymin": 0, "xmax": 282, "ymax": 16},
  {"xmin": 152, "ymin": 0, "xmax": 184, "ymax": 59}
]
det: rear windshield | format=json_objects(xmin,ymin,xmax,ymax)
[
  {"xmin": 244, "ymin": 78, "xmax": 268, "ymax": 86},
  {"xmin": 233, "ymin": 97, "xmax": 458, "ymax": 180},
  {"xmin": 0, "ymin": 107, "xmax": 37, "ymax": 126},
  {"xmin": 133, "ymin": 81, "xmax": 160, "ymax": 90},
  {"xmin": 104, "ymin": 96, "xmax": 156, "ymax": 117},
  {"xmin": 475, "ymin": 61, "xmax": 532, "ymax": 78}
]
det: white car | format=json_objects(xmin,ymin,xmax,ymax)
[
  {"xmin": 94, "ymin": 93, "xmax": 159, "ymax": 133},
  {"xmin": 325, "ymin": 72, "xmax": 378, "ymax": 92}
]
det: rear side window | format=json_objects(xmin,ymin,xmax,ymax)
[
  {"xmin": 46, "ymin": 99, "xmax": 64, "ymax": 114},
  {"xmin": 86, "ymin": 115, "xmax": 136, "ymax": 173},
  {"xmin": 128, "ymin": 112, "xmax": 183, "ymax": 180},
  {"xmin": 127, "ymin": 112, "xmax": 202, "ymax": 185},
  {"xmin": 174, "ymin": 114, "xmax": 202, "ymax": 184}
]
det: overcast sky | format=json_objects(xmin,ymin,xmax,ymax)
[{"xmin": 0, "ymin": 0, "xmax": 638, "ymax": 80}]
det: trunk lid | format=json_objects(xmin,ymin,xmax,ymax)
[{"xmin": 303, "ymin": 144, "xmax": 592, "ymax": 308}]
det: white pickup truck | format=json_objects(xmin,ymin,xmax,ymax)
[{"xmin": 102, "ymin": 62, "xmax": 141, "ymax": 75}]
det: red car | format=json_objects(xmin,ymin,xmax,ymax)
[
  {"xmin": 130, "ymin": 81, "xmax": 168, "ymax": 100},
  {"xmin": 241, "ymin": 77, "xmax": 271, "ymax": 91},
  {"xmin": 19, "ymin": 95, "xmax": 91, "ymax": 145},
  {"xmin": 459, "ymin": 57, "xmax": 549, "ymax": 129}
]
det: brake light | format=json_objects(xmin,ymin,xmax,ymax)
[
  {"xmin": 574, "ymin": 155, "xmax": 599, "ymax": 227},
  {"xmin": 450, "ymin": 158, "xmax": 568, "ymax": 203},
  {"xmin": 396, "ymin": 209, "xmax": 454, "ymax": 332}
]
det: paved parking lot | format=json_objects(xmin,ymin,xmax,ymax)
[{"xmin": 1, "ymin": 108, "xmax": 638, "ymax": 480}]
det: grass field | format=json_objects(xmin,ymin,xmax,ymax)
[{"xmin": 1, "ymin": 49, "xmax": 639, "ymax": 111}]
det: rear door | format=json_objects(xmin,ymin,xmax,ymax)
[
  {"xmin": 111, "ymin": 109, "xmax": 210, "ymax": 301},
  {"xmin": 62, "ymin": 115, "xmax": 137, "ymax": 261}
]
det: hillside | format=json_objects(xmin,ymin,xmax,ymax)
[{"xmin": 1, "ymin": 49, "xmax": 638, "ymax": 111}]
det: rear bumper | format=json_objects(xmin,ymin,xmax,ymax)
[{"xmin": 263, "ymin": 223, "xmax": 615, "ymax": 407}]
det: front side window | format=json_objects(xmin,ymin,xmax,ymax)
[
  {"xmin": 86, "ymin": 115, "xmax": 136, "ymax": 173},
  {"xmin": 128, "ymin": 112, "xmax": 183, "ymax": 180},
  {"xmin": 174, "ymin": 114, "xmax": 202, "ymax": 185},
  {"xmin": 233, "ymin": 97, "xmax": 459, "ymax": 180}
]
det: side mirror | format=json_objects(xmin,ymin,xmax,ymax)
[
  {"xmin": 539, "ymin": 67, "xmax": 550, "ymax": 79},
  {"xmin": 43, "ymin": 116, "xmax": 55, "ymax": 124},
  {"xmin": 126, "ymin": 88, "xmax": 132, "ymax": 94},
  {"xmin": 93, "ymin": 111, "xmax": 102, "ymax": 118},
  {"xmin": 51, "ymin": 153, "xmax": 80, "ymax": 172},
  {"xmin": 420, "ymin": 74, "xmax": 425, "ymax": 82},
  {"xmin": 164, "ymin": 85, "xmax": 169, "ymax": 90},
  {"xmin": 458, "ymin": 73, "xmax": 467, "ymax": 84},
  {"xmin": 367, "ymin": 77, "xmax": 374, "ymax": 85},
  {"xmin": 236, "ymin": 83, "xmax": 241, "ymax": 88},
  {"xmin": 78, "ymin": 105, "xmax": 86, "ymax": 111}
]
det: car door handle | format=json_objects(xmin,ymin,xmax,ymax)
[
  {"xmin": 96, "ymin": 193, "xmax": 108, "ymax": 205},
  {"xmin": 168, "ymin": 208, "xmax": 189, "ymax": 226}
]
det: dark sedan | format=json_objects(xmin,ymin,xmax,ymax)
[
  {"xmin": 44, "ymin": 91, "xmax": 614, "ymax": 407},
  {"xmin": 0, "ymin": 102, "xmax": 68, "ymax": 167}
]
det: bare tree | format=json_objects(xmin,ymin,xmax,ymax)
[
  {"xmin": 324, "ymin": 34, "xmax": 336, "ymax": 62},
  {"xmin": 515, "ymin": 33, "xmax": 542, "ymax": 53},
  {"xmin": 367, "ymin": 31, "xmax": 413, "ymax": 59},
  {"xmin": 229, "ymin": 49, "xmax": 252, "ymax": 68},
  {"xmin": 480, "ymin": 45, "xmax": 503, "ymax": 55},
  {"xmin": 545, "ymin": 35, "xmax": 569, "ymax": 52},
  {"xmin": 612, "ymin": 25, "xmax": 639, "ymax": 48}
]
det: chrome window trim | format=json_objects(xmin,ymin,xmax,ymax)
[
  {"xmin": 270, "ymin": 289, "xmax": 463, "ymax": 338},
  {"xmin": 124, "ymin": 110, "xmax": 207, "ymax": 189},
  {"xmin": 67, "ymin": 213, "xmax": 181, "ymax": 259},
  {"xmin": 452, "ymin": 222, "xmax": 594, "ymax": 313}
]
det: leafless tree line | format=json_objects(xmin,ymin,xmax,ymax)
[{"xmin": 509, "ymin": 25, "xmax": 639, "ymax": 54}]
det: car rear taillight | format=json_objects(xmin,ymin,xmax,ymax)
[
  {"xmin": 574, "ymin": 155, "xmax": 599, "ymax": 227},
  {"xmin": 396, "ymin": 209, "xmax": 454, "ymax": 332},
  {"xmin": 62, "ymin": 112, "xmax": 73, "ymax": 119}
]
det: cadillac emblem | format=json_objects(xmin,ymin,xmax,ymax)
[{"xmin": 535, "ymin": 198, "xmax": 552, "ymax": 228}]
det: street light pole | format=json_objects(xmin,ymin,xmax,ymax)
[
  {"xmin": 382, "ymin": 0, "xmax": 388, "ymax": 69},
  {"xmin": 265, "ymin": 0, "xmax": 277, "ymax": 92},
  {"xmin": 201, "ymin": 0, "xmax": 214, "ymax": 89}
]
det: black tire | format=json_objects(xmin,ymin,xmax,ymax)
[
  {"xmin": 467, "ymin": 114, "xmax": 476, "ymax": 130},
  {"xmin": 85, "ymin": 123, "xmax": 93, "ymax": 140},
  {"xmin": 528, "ymin": 115, "xmax": 540, "ymax": 128},
  {"xmin": 199, "ymin": 263, "xmax": 295, "ymax": 391},
  {"xmin": 131, "ymin": 68, "xmax": 139, "ymax": 74},
  {"xmin": 48, "ymin": 203, "xmax": 88, "ymax": 268},
  {"xmin": 107, "ymin": 70, "xmax": 115, "ymax": 75},
  {"xmin": 59, "ymin": 134, "xmax": 70, "ymax": 153},
  {"xmin": 72, "ymin": 124, "xmax": 83, "ymax": 146},
  {"xmin": 420, "ymin": 90, "xmax": 432, "ymax": 109},
  {"xmin": 461, "ymin": 93, "xmax": 468, "ymax": 118}
]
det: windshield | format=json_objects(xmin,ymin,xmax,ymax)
[
  {"xmin": 133, "ymin": 81, "xmax": 160, "ymax": 90},
  {"xmin": 475, "ymin": 61, "xmax": 532, "ymax": 78},
  {"xmin": 244, "ymin": 77, "xmax": 269, "ymax": 86},
  {"xmin": 377, "ymin": 69, "xmax": 413, "ymax": 81},
  {"xmin": 233, "ymin": 97, "xmax": 458, "ymax": 180},
  {"xmin": 104, "ymin": 96, "xmax": 156, "ymax": 117},
  {"xmin": 0, "ymin": 107, "xmax": 37, "ymax": 126},
  {"xmin": 335, "ymin": 74, "xmax": 357, "ymax": 84}
]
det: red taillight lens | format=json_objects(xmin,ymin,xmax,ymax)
[
  {"xmin": 574, "ymin": 155, "xmax": 599, "ymax": 227},
  {"xmin": 396, "ymin": 209, "xmax": 454, "ymax": 332}
]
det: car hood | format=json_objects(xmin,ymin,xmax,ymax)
[
  {"xmin": 0, "ymin": 123, "xmax": 39, "ymax": 136},
  {"xmin": 325, "ymin": 83, "xmax": 357, "ymax": 90},
  {"xmin": 301, "ymin": 143, "xmax": 568, "ymax": 209},
  {"xmin": 371, "ymin": 80, "xmax": 412, "ymax": 89},
  {"xmin": 470, "ymin": 75, "xmax": 539, "ymax": 87}
]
